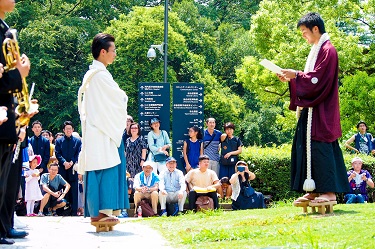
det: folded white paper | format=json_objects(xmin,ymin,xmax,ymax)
[{"xmin": 259, "ymin": 59, "xmax": 282, "ymax": 74}]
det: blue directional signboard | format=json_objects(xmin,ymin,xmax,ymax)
[
  {"xmin": 172, "ymin": 83, "xmax": 204, "ymax": 172},
  {"xmin": 138, "ymin": 83, "xmax": 170, "ymax": 140}
]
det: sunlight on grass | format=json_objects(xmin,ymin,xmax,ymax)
[{"xmin": 135, "ymin": 203, "xmax": 375, "ymax": 249}]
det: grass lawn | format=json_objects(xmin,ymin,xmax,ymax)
[{"xmin": 135, "ymin": 202, "xmax": 375, "ymax": 249}]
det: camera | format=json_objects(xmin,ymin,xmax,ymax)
[{"xmin": 147, "ymin": 47, "xmax": 156, "ymax": 61}]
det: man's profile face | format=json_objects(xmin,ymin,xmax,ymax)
[
  {"xmin": 103, "ymin": 42, "xmax": 116, "ymax": 65},
  {"xmin": 299, "ymin": 25, "xmax": 319, "ymax": 45}
]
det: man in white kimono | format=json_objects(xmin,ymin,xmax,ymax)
[{"xmin": 78, "ymin": 33, "xmax": 129, "ymax": 224}]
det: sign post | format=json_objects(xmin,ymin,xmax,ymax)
[
  {"xmin": 138, "ymin": 83, "xmax": 171, "ymax": 141},
  {"xmin": 172, "ymin": 83, "xmax": 204, "ymax": 171}
]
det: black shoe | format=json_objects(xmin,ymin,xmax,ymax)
[
  {"xmin": 0, "ymin": 237, "xmax": 15, "ymax": 244},
  {"xmin": 7, "ymin": 228, "xmax": 29, "ymax": 238}
]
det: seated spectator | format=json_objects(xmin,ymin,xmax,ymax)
[
  {"xmin": 230, "ymin": 161, "xmax": 265, "ymax": 210},
  {"xmin": 217, "ymin": 177, "xmax": 232, "ymax": 201},
  {"xmin": 345, "ymin": 157, "xmax": 374, "ymax": 204},
  {"xmin": 345, "ymin": 121, "xmax": 375, "ymax": 155},
  {"xmin": 185, "ymin": 155, "xmax": 220, "ymax": 210},
  {"xmin": 38, "ymin": 163, "xmax": 70, "ymax": 216},
  {"xmin": 158, "ymin": 157, "xmax": 187, "ymax": 216},
  {"xmin": 133, "ymin": 161, "xmax": 160, "ymax": 216}
]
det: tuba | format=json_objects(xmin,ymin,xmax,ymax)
[{"xmin": 2, "ymin": 29, "xmax": 38, "ymax": 127}]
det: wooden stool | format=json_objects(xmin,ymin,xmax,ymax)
[
  {"xmin": 309, "ymin": 201, "xmax": 337, "ymax": 215},
  {"xmin": 91, "ymin": 221, "xmax": 119, "ymax": 233}
]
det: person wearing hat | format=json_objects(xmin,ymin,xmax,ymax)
[
  {"xmin": 24, "ymin": 155, "xmax": 44, "ymax": 216},
  {"xmin": 345, "ymin": 121, "xmax": 375, "ymax": 155},
  {"xmin": 185, "ymin": 155, "xmax": 220, "ymax": 210},
  {"xmin": 133, "ymin": 161, "xmax": 160, "ymax": 216},
  {"xmin": 147, "ymin": 117, "xmax": 171, "ymax": 174},
  {"xmin": 158, "ymin": 157, "xmax": 187, "ymax": 216},
  {"xmin": 345, "ymin": 157, "xmax": 374, "ymax": 204}
]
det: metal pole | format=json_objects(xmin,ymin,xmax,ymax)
[{"xmin": 164, "ymin": 0, "xmax": 168, "ymax": 83}]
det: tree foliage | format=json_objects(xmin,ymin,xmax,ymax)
[{"xmin": 4, "ymin": 0, "xmax": 375, "ymax": 146}]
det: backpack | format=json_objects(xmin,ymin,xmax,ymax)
[
  {"xmin": 195, "ymin": 196, "xmax": 214, "ymax": 211},
  {"xmin": 138, "ymin": 199, "xmax": 155, "ymax": 217}
]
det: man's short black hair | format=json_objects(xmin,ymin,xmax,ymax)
[
  {"xmin": 91, "ymin": 33, "xmax": 115, "ymax": 60},
  {"xmin": 32, "ymin": 120, "xmax": 42, "ymax": 128},
  {"xmin": 357, "ymin": 121, "xmax": 367, "ymax": 129},
  {"xmin": 297, "ymin": 12, "xmax": 326, "ymax": 34},
  {"xmin": 199, "ymin": 154, "xmax": 210, "ymax": 161},
  {"xmin": 63, "ymin": 120, "xmax": 74, "ymax": 129}
]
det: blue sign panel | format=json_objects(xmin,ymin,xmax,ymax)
[
  {"xmin": 138, "ymin": 83, "xmax": 170, "ymax": 140},
  {"xmin": 172, "ymin": 83, "xmax": 204, "ymax": 172}
]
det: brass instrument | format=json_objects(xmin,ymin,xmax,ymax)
[
  {"xmin": 2, "ymin": 29, "xmax": 38, "ymax": 163},
  {"xmin": 2, "ymin": 29, "xmax": 38, "ymax": 127}
]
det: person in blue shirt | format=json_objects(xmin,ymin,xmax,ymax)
[
  {"xmin": 158, "ymin": 157, "xmax": 187, "ymax": 216},
  {"xmin": 133, "ymin": 161, "xmax": 160, "ymax": 216},
  {"xmin": 55, "ymin": 121, "xmax": 81, "ymax": 216},
  {"xmin": 345, "ymin": 121, "xmax": 375, "ymax": 155}
]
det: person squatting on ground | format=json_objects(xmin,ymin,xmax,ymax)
[
  {"xmin": 38, "ymin": 163, "xmax": 70, "ymax": 216},
  {"xmin": 230, "ymin": 161, "xmax": 266, "ymax": 210},
  {"xmin": 277, "ymin": 12, "xmax": 349, "ymax": 204},
  {"xmin": 158, "ymin": 157, "xmax": 187, "ymax": 216}
]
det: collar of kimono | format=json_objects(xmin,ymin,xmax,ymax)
[{"xmin": 304, "ymin": 33, "xmax": 330, "ymax": 73}]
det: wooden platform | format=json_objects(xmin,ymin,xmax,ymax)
[{"xmin": 293, "ymin": 200, "xmax": 337, "ymax": 215}]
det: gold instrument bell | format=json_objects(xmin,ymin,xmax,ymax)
[{"xmin": 2, "ymin": 29, "xmax": 38, "ymax": 127}]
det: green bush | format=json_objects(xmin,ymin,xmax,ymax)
[{"xmin": 241, "ymin": 145, "xmax": 375, "ymax": 202}]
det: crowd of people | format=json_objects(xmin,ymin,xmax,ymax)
[{"xmin": 1, "ymin": 6, "xmax": 375, "ymax": 245}]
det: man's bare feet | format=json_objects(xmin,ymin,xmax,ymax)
[
  {"xmin": 294, "ymin": 193, "xmax": 318, "ymax": 203},
  {"xmin": 91, "ymin": 213, "xmax": 118, "ymax": 222},
  {"xmin": 310, "ymin": 192, "xmax": 336, "ymax": 203}
]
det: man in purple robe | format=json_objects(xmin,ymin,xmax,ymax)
[{"xmin": 278, "ymin": 12, "xmax": 349, "ymax": 204}]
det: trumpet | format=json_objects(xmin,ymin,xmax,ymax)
[{"xmin": 2, "ymin": 29, "xmax": 38, "ymax": 127}]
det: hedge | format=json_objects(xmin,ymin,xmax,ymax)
[{"xmin": 240, "ymin": 145, "xmax": 375, "ymax": 202}]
